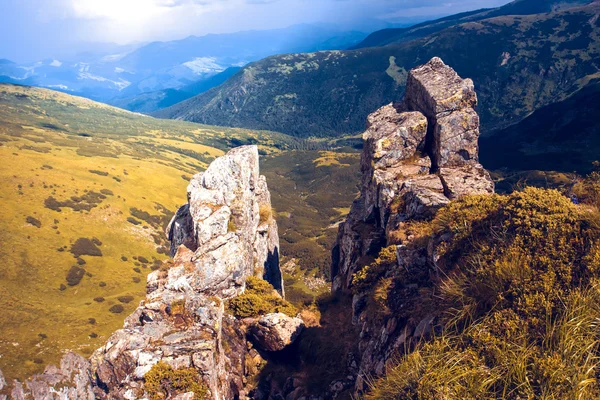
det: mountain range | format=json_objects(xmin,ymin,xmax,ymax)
[
  {"xmin": 156, "ymin": 0, "xmax": 600, "ymax": 174},
  {"xmin": 0, "ymin": 24, "xmax": 375, "ymax": 107}
]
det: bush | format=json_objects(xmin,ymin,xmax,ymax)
[
  {"xmin": 66, "ymin": 266, "xmax": 85, "ymax": 286},
  {"xmin": 70, "ymin": 237, "xmax": 102, "ymax": 257},
  {"xmin": 227, "ymin": 276, "xmax": 297, "ymax": 318},
  {"xmin": 144, "ymin": 362, "xmax": 208, "ymax": 400},
  {"xmin": 365, "ymin": 187, "xmax": 600, "ymax": 399},
  {"xmin": 351, "ymin": 246, "xmax": 396, "ymax": 293}
]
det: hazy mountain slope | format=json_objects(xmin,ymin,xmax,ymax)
[
  {"xmin": 156, "ymin": 3, "xmax": 600, "ymax": 139},
  {"xmin": 110, "ymin": 67, "xmax": 242, "ymax": 113},
  {"xmin": 353, "ymin": 0, "xmax": 592, "ymax": 49},
  {"xmin": 0, "ymin": 25, "xmax": 369, "ymax": 103},
  {"xmin": 481, "ymin": 79, "xmax": 600, "ymax": 173}
]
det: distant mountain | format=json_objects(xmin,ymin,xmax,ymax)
[
  {"xmin": 0, "ymin": 25, "xmax": 370, "ymax": 103},
  {"xmin": 110, "ymin": 67, "xmax": 242, "ymax": 113},
  {"xmin": 352, "ymin": 0, "xmax": 591, "ymax": 49},
  {"xmin": 156, "ymin": 0, "xmax": 600, "ymax": 142},
  {"xmin": 481, "ymin": 79, "xmax": 600, "ymax": 173}
]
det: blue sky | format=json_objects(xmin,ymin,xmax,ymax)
[{"xmin": 0, "ymin": 0, "xmax": 512, "ymax": 62}]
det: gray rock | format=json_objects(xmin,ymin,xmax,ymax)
[
  {"xmin": 167, "ymin": 203, "xmax": 196, "ymax": 257},
  {"xmin": 330, "ymin": 57, "xmax": 494, "ymax": 391},
  {"xmin": 249, "ymin": 313, "xmax": 304, "ymax": 352},
  {"xmin": 169, "ymin": 145, "xmax": 282, "ymax": 298},
  {"xmin": 405, "ymin": 56, "xmax": 477, "ymax": 117},
  {"xmin": 439, "ymin": 165, "xmax": 495, "ymax": 199},
  {"xmin": 6, "ymin": 353, "xmax": 94, "ymax": 400},
  {"xmin": 414, "ymin": 315, "xmax": 435, "ymax": 338},
  {"xmin": 405, "ymin": 56, "xmax": 481, "ymax": 168}
]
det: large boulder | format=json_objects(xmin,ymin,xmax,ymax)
[
  {"xmin": 406, "ymin": 56, "xmax": 481, "ymax": 168},
  {"xmin": 249, "ymin": 313, "xmax": 305, "ymax": 352}
]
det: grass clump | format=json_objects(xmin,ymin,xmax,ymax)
[
  {"xmin": 227, "ymin": 214, "xmax": 237, "ymax": 233},
  {"xmin": 351, "ymin": 246, "xmax": 396, "ymax": 293},
  {"xmin": 259, "ymin": 204, "xmax": 272, "ymax": 224},
  {"xmin": 227, "ymin": 276, "xmax": 297, "ymax": 318},
  {"xmin": 365, "ymin": 187, "xmax": 600, "ymax": 399},
  {"xmin": 144, "ymin": 361, "xmax": 208, "ymax": 400}
]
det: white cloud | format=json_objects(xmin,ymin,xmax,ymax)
[{"xmin": 21, "ymin": 0, "xmax": 514, "ymax": 47}]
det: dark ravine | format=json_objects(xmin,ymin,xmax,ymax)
[{"xmin": 1, "ymin": 58, "xmax": 494, "ymax": 399}]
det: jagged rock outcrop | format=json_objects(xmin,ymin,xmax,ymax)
[
  {"xmin": 167, "ymin": 145, "xmax": 283, "ymax": 297},
  {"xmin": 331, "ymin": 57, "xmax": 494, "ymax": 391},
  {"xmin": 249, "ymin": 313, "xmax": 304, "ymax": 352},
  {"xmin": 1, "ymin": 145, "xmax": 284, "ymax": 400},
  {"xmin": 6, "ymin": 353, "xmax": 94, "ymax": 400}
]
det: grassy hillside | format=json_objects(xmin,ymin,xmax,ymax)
[
  {"xmin": 481, "ymin": 79, "xmax": 600, "ymax": 173},
  {"xmin": 353, "ymin": 0, "xmax": 592, "ymax": 49},
  {"xmin": 365, "ymin": 184, "xmax": 600, "ymax": 399},
  {"xmin": 156, "ymin": 2, "xmax": 600, "ymax": 145},
  {"xmin": 0, "ymin": 84, "xmax": 359, "ymax": 382}
]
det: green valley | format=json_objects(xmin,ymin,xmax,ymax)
[
  {"xmin": 156, "ymin": 1, "xmax": 600, "ymax": 161},
  {"xmin": 0, "ymin": 84, "xmax": 359, "ymax": 382}
]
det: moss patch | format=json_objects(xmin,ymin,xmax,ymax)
[{"xmin": 144, "ymin": 362, "xmax": 209, "ymax": 400}]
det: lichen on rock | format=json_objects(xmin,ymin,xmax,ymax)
[{"xmin": 330, "ymin": 57, "xmax": 495, "ymax": 391}]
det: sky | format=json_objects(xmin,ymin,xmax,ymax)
[{"xmin": 0, "ymin": 0, "xmax": 512, "ymax": 63}]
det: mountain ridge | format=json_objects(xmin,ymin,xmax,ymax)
[{"xmin": 155, "ymin": 1, "xmax": 600, "ymax": 147}]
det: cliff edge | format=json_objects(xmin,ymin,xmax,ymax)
[{"xmin": 1, "ymin": 145, "xmax": 287, "ymax": 400}]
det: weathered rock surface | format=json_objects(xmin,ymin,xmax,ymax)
[
  {"xmin": 88, "ymin": 145, "xmax": 282, "ymax": 399},
  {"xmin": 249, "ymin": 313, "xmax": 304, "ymax": 352},
  {"xmin": 331, "ymin": 57, "xmax": 494, "ymax": 392},
  {"xmin": 2, "ymin": 145, "xmax": 283, "ymax": 400},
  {"xmin": 4, "ymin": 353, "xmax": 94, "ymax": 400},
  {"xmin": 167, "ymin": 145, "xmax": 283, "ymax": 298}
]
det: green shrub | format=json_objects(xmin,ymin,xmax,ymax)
[
  {"xmin": 351, "ymin": 246, "xmax": 396, "ymax": 293},
  {"xmin": 70, "ymin": 237, "xmax": 102, "ymax": 257},
  {"xmin": 144, "ymin": 362, "xmax": 208, "ymax": 400},
  {"xmin": 227, "ymin": 276, "xmax": 297, "ymax": 318},
  {"xmin": 365, "ymin": 187, "xmax": 600, "ymax": 399}
]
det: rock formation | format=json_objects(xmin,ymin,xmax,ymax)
[
  {"xmin": 1, "ymin": 58, "xmax": 495, "ymax": 400},
  {"xmin": 167, "ymin": 145, "xmax": 283, "ymax": 297},
  {"xmin": 249, "ymin": 313, "xmax": 304, "ymax": 352},
  {"xmin": 6, "ymin": 353, "xmax": 94, "ymax": 400},
  {"xmin": 1, "ymin": 145, "xmax": 287, "ymax": 400},
  {"xmin": 331, "ymin": 57, "xmax": 494, "ymax": 390}
]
